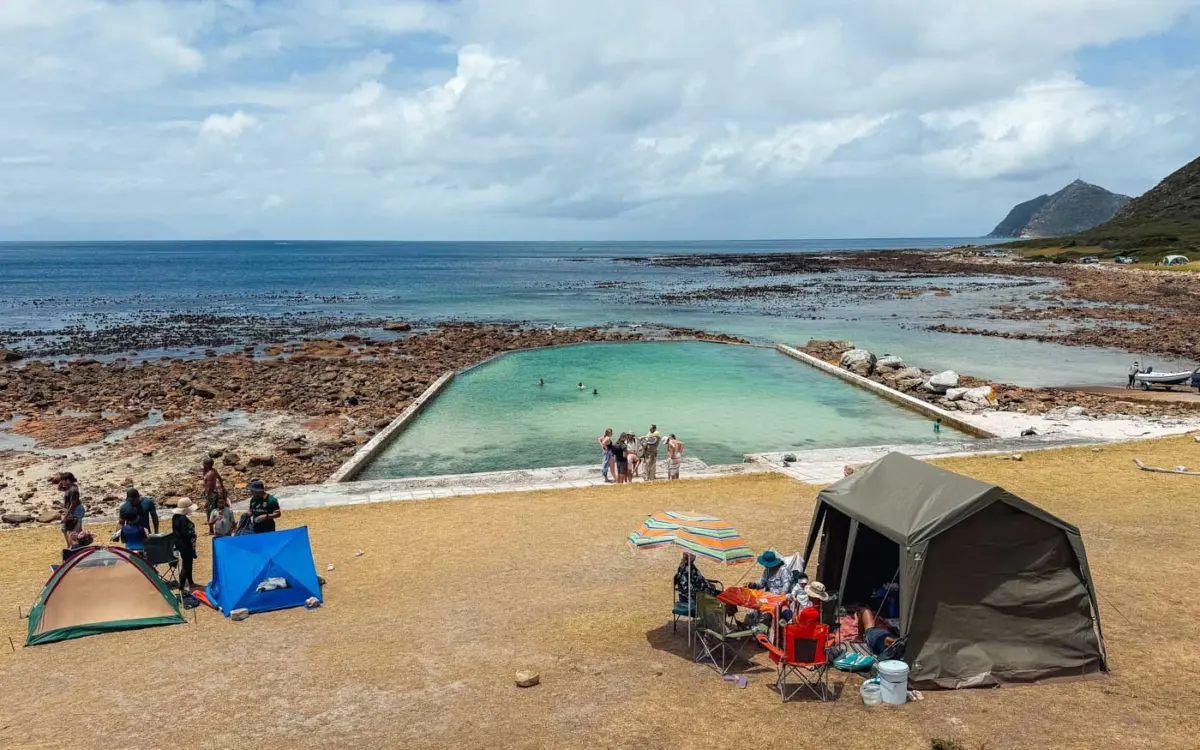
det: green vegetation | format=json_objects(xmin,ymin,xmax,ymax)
[{"xmin": 1005, "ymin": 154, "xmax": 1200, "ymax": 261}]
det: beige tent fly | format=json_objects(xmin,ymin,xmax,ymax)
[{"xmin": 26, "ymin": 546, "xmax": 185, "ymax": 646}]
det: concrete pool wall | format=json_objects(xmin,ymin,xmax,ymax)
[{"xmin": 333, "ymin": 338, "xmax": 984, "ymax": 482}]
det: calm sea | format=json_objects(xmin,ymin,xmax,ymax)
[{"xmin": 0, "ymin": 239, "xmax": 1176, "ymax": 386}]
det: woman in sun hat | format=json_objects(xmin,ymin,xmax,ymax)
[
  {"xmin": 749, "ymin": 549, "xmax": 790, "ymax": 595},
  {"xmin": 171, "ymin": 498, "xmax": 199, "ymax": 591}
]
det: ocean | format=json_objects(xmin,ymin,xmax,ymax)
[{"xmin": 0, "ymin": 239, "xmax": 1178, "ymax": 386}]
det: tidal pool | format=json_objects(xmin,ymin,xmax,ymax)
[{"xmin": 358, "ymin": 341, "xmax": 966, "ymax": 479}]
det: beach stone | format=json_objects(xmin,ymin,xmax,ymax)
[
  {"xmin": 895, "ymin": 376, "xmax": 925, "ymax": 392},
  {"xmin": 190, "ymin": 382, "xmax": 218, "ymax": 398},
  {"xmin": 956, "ymin": 401, "xmax": 981, "ymax": 412},
  {"xmin": 1065, "ymin": 406, "xmax": 1087, "ymax": 418},
  {"xmin": 515, "ymin": 670, "xmax": 540, "ymax": 688},
  {"xmin": 280, "ymin": 441, "xmax": 303, "ymax": 455},
  {"xmin": 208, "ymin": 447, "xmax": 225, "ymax": 458},
  {"xmin": 875, "ymin": 355, "xmax": 905, "ymax": 371},
  {"xmin": 945, "ymin": 387, "xmax": 968, "ymax": 402},
  {"xmin": 248, "ymin": 455, "xmax": 276, "ymax": 467},
  {"xmin": 383, "ymin": 321, "xmax": 412, "ymax": 332},
  {"xmin": 839, "ymin": 349, "xmax": 877, "ymax": 376},
  {"xmin": 1, "ymin": 512, "xmax": 33, "ymax": 524},
  {"xmin": 962, "ymin": 386, "xmax": 995, "ymax": 408},
  {"xmin": 37, "ymin": 510, "xmax": 62, "ymax": 523},
  {"xmin": 222, "ymin": 452, "xmax": 241, "ymax": 466},
  {"xmin": 924, "ymin": 370, "xmax": 960, "ymax": 393},
  {"xmin": 0, "ymin": 349, "xmax": 21, "ymax": 362}
]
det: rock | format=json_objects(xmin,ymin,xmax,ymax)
[
  {"xmin": 304, "ymin": 596, "xmax": 322, "ymax": 609},
  {"xmin": 843, "ymin": 465, "xmax": 855, "ymax": 476},
  {"xmin": 0, "ymin": 349, "xmax": 22, "ymax": 362},
  {"xmin": 895, "ymin": 376, "xmax": 925, "ymax": 392},
  {"xmin": 231, "ymin": 608, "xmax": 250, "ymax": 621},
  {"xmin": 1065, "ymin": 406, "xmax": 1087, "ymax": 418},
  {"xmin": 18, "ymin": 489, "xmax": 35, "ymax": 501},
  {"xmin": 326, "ymin": 563, "xmax": 335, "ymax": 571},
  {"xmin": 1, "ymin": 512, "xmax": 33, "ymax": 524},
  {"xmin": 222, "ymin": 452, "xmax": 241, "ymax": 466},
  {"xmin": 162, "ymin": 497, "xmax": 185, "ymax": 508},
  {"xmin": 924, "ymin": 370, "xmax": 960, "ymax": 393},
  {"xmin": 839, "ymin": 349, "xmax": 877, "ymax": 377},
  {"xmin": 875, "ymin": 355, "xmax": 905, "ymax": 371},
  {"xmin": 945, "ymin": 387, "xmax": 968, "ymax": 402},
  {"xmin": 37, "ymin": 510, "xmax": 62, "ymax": 523},
  {"xmin": 515, "ymin": 670, "xmax": 540, "ymax": 688},
  {"xmin": 961, "ymin": 385, "xmax": 995, "ymax": 408},
  {"xmin": 956, "ymin": 401, "xmax": 981, "ymax": 412},
  {"xmin": 248, "ymin": 455, "xmax": 276, "ymax": 467},
  {"xmin": 374, "ymin": 418, "xmax": 393, "ymax": 430},
  {"xmin": 190, "ymin": 382, "xmax": 218, "ymax": 398},
  {"xmin": 383, "ymin": 321, "xmax": 412, "ymax": 332},
  {"xmin": 280, "ymin": 441, "xmax": 303, "ymax": 455},
  {"xmin": 208, "ymin": 447, "xmax": 225, "ymax": 458}
]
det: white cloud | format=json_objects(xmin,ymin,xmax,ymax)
[
  {"xmin": 0, "ymin": 1, "xmax": 1198, "ymax": 239},
  {"xmin": 200, "ymin": 111, "xmax": 259, "ymax": 138}
]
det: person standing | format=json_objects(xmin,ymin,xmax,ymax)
[
  {"xmin": 598, "ymin": 428, "xmax": 614, "ymax": 483},
  {"xmin": 666, "ymin": 434, "xmax": 684, "ymax": 480},
  {"xmin": 1127, "ymin": 361, "xmax": 1140, "ymax": 389},
  {"xmin": 121, "ymin": 488, "xmax": 159, "ymax": 535},
  {"xmin": 933, "ymin": 418, "xmax": 941, "ymax": 435},
  {"xmin": 609, "ymin": 440, "xmax": 629, "ymax": 484},
  {"xmin": 59, "ymin": 472, "xmax": 83, "ymax": 546},
  {"xmin": 641, "ymin": 425, "xmax": 662, "ymax": 481},
  {"xmin": 201, "ymin": 458, "xmax": 227, "ymax": 534},
  {"xmin": 246, "ymin": 479, "xmax": 281, "ymax": 533},
  {"xmin": 171, "ymin": 499, "xmax": 199, "ymax": 591},
  {"xmin": 209, "ymin": 493, "xmax": 235, "ymax": 538}
]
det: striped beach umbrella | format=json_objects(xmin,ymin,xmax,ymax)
[{"xmin": 627, "ymin": 511, "xmax": 754, "ymax": 565}]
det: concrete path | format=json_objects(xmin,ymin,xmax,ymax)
[{"xmin": 273, "ymin": 457, "xmax": 772, "ymax": 509}]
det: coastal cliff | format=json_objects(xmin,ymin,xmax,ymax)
[{"xmin": 988, "ymin": 179, "xmax": 1130, "ymax": 238}]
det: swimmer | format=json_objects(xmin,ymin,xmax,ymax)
[
  {"xmin": 592, "ymin": 388, "xmax": 598, "ymax": 396},
  {"xmin": 538, "ymin": 378, "xmax": 545, "ymax": 386},
  {"xmin": 578, "ymin": 382, "xmax": 585, "ymax": 391}
]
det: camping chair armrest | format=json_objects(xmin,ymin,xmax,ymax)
[
  {"xmin": 710, "ymin": 581, "xmax": 724, "ymax": 592},
  {"xmin": 756, "ymin": 633, "xmax": 785, "ymax": 660}
]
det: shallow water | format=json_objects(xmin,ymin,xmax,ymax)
[{"xmin": 359, "ymin": 341, "xmax": 965, "ymax": 479}]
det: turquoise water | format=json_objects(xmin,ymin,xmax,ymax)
[{"xmin": 359, "ymin": 342, "xmax": 963, "ymax": 479}]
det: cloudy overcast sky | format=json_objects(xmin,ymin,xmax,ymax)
[{"xmin": 1, "ymin": 0, "xmax": 1199, "ymax": 240}]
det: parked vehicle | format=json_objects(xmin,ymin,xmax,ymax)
[
  {"xmin": 1114, "ymin": 256, "xmax": 1135, "ymax": 265},
  {"xmin": 1079, "ymin": 256, "xmax": 1099, "ymax": 264}
]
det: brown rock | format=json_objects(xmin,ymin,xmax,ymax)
[
  {"xmin": 514, "ymin": 670, "xmax": 540, "ymax": 688},
  {"xmin": 1, "ymin": 512, "xmax": 33, "ymax": 524},
  {"xmin": 0, "ymin": 349, "xmax": 22, "ymax": 362},
  {"xmin": 222, "ymin": 452, "xmax": 241, "ymax": 466},
  {"xmin": 383, "ymin": 321, "xmax": 412, "ymax": 332},
  {"xmin": 190, "ymin": 383, "xmax": 217, "ymax": 398},
  {"xmin": 37, "ymin": 510, "xmax": 62, "ymax": 523},
  {"xmin": 248, "ymin": 455, "xmax": 275, "ymax": 467},
  {"xmin": 280, "ymin": 442, "xmax": 303, "ymax": 455}
]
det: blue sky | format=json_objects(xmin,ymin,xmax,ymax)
[{"xmin": 1, "ymin": 0, "xmax": 1198, "ymax": 241}]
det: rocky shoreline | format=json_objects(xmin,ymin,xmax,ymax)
[
  {"xmin": 0, "ymin": 323, "xmax": 745, "ymax": 527},
  {"xmin": 629, "ymin": 249, "xmax": 1200, "ymax": 361},
  {"xmin": 801, "ymin": 339, "xmax": 1200, "ymax": 421}
]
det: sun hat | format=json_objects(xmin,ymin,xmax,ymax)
[
  {"xmin": 247, "ymin": 479, "xmax": 267, "ymax": 493},
  {"xmin": 173, "ymin": 498, "xmax": 196, "ymax": 515},
  {"xmin": 804, "ymin": 581, "xmax": 831, "ymax": 602},
  {"xmin": 757, "ymin": 550, "xmax": 784, "ymax": 569}
]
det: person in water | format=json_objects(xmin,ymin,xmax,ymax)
[
  {"xmin": 538, "ymin": 378, "xmax": 545, "ymax": 386},
  {"xmin": 578, "ymin": 382, "xmax": 585, "ymax": 390},
  {"xmin": 933, "ymin": 418, "xmax": 941, "ymax": 435},
  {"xmin": 592, "ymin": 388, "xmax": 598, "ymax": 396}
]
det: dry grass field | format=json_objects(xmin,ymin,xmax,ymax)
[{"xmin": 2, "ymin": 435, "xmax": 1199, "ymax": 749}]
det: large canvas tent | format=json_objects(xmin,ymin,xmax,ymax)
[
  {"xmin": 803, "ymin": 453, "xmax": 1107, "ymax": 689},
  {"xmin": 207, "ymin": 527, "xmax": 322, "ymax": 616},
  {"xmin": 26, "ymin": 546, "xmax": 185, "ymax": 646}
]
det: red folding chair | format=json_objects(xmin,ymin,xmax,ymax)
[{"xmin": 756, "ymin": 622, "xmax": 831, "ymax": 702}]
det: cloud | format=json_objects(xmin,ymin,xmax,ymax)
[
  {"xmin": 201, "ymin": 111, "xmax": 259, "ymax": 138},
  {"xmin": 0, "ymin": 1, "xmax": 1198, "ymax": 239}
]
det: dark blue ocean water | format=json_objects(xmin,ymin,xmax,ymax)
[{"xmin": 0, "ymin": 238, "xmax": 1174, "ymax": 386}]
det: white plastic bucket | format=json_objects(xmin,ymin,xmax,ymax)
[
  {"xmin": 876, "ymin": 660, "xmax": 909, "ymax": 705},
  {"xmin": 860, "ymin": 679, "xmax": 882, "ymax": 706}
]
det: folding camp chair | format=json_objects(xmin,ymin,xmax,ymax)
[
  {"xmin": 757, "ymin": 622, "xmax": 831, "ymax": 702},
  {"xmin": 143, "ymin": 533, "xmax": 179, "ymax": 589},
  {"xmin": 693, "ymin": 591, "xmax": 755, "ymax": 675},
  {"xmin": 672, "ymin": 581, "xmax": 722, "ymax": 639}
]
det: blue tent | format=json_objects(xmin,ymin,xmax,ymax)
[{"xmin": 206, "ymin": 527, "xmax": 322, "ymax": 616}]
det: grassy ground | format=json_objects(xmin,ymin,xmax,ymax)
[{"xmin": 3, "ymin": 436, "xmax": 1200, "ymax": 749}]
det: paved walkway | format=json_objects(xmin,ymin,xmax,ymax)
[{"xmin": 273, "ymin": 457, "xmax": 771, "ymax": 509}]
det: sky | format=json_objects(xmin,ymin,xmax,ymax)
[{"xmin": 1, "ymin": 0, "xmax": 1199, "ymax": 241}]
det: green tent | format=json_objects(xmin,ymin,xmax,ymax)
[
  {"xmin": 26, "ymin": 546, "xmax": 185, "ymax": 646},
  {"xmin": 803, "ymin": 453, "xmax": 1107, "ymax": 689}
]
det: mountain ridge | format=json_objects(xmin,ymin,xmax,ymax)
[{"xmin": 988, "ymin": 180, "xmax": 1130, "ymax": 239}]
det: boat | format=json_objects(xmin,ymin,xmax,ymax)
[{"xmin": 1133, "ymin": 366, "xmax": 1200, "ymax": 390}]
